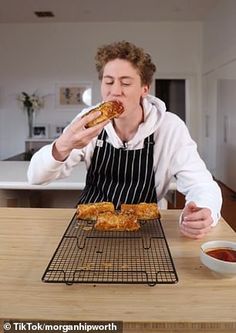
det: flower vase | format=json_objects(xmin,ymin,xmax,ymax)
[{"xmin": 27, "ymin": 108, "xmax": 34, "ymax": 138}]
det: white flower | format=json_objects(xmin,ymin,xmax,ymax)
[{"xmin": 17, "ymin": 91, "xmax": 44, "ymax": 111}]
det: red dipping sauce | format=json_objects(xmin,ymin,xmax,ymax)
[{"xmin": 206, "ymin": 248, "xmax": 236, "ymax": 262}]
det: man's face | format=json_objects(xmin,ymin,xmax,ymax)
[{"xmin": 101, "ymin": 59, "xmax": 149, "ymax": 116}]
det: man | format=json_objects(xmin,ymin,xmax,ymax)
[{"xmin": 28, "ymin": 40, "xmax": 222, "ymax": 239}]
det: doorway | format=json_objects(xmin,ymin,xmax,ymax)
[{"xmin": 155, "ymin": 79, "xmax": 186, "ymax": 122}]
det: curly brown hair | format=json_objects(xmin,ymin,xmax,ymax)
[{"xmin": 95, "ymin": 41, "xmax": 156, "ymax": 86}]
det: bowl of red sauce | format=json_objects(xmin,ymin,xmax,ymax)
[{"xmin": 200, "ymin": 240, "xmax": 236, "ymax": 277}]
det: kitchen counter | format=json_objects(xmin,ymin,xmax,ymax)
[
  {"xmin": 0, "ymin": 161, "xmax": 87, "ymax": 190},
  {"xmin": 0, "ymin": 208, "xmax": 235, "ymax": 333},
  {"xmin": 0, "ymin": 161, "xmax": 176, "ymax": 208}
]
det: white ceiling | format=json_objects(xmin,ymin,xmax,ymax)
[{"xmin": 0, "ymin": 0, "xmax": 221, "ymax": 23}]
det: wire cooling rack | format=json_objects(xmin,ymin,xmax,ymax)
[{"xmin": 42, "ymin": 214, "xmax": 178, "ymax": 286}]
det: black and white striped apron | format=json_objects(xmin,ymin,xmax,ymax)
[{"xmin": 78, "ymin": 129, "xmax": 157, "ymax": 209}]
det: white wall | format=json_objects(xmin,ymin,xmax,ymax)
[
  {"xmin": 202, "ymin": 0, "xmax": 236, "ymax": 74},
  {"xmin": 0, "ymin": 21, "xmax": 202, "ymax": 159},
  {"xmin": 202, "ymin": 0, "xmax": 236, "ymax": 176}
]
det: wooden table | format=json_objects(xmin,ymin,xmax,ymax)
[{"xmin": 0, "ymin": 208, "xmax": 235, "ymax": 333}]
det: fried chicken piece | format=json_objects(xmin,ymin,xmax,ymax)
[
  {"xmin": 77, "ymin": 202, "xmax": 115, "ymax": 220},
  {"xmin": 85, "ymin": 100, "xmax": 124, "ymax": 128},
  {"xmin": 95, "ymin": 212, "xmax": 140, "ymax": 231},
  {"xmin": 121, "ymin": 203, "xmax": 161, "ymax": 219}
]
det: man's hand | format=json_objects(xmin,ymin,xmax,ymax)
[
  {"xmin": 180, "ymin": 201, "xmax": 213, "ymax": 239},
  {"xmin": 52, "ymin": 111, "xmax": 109, "ymax": 161}
]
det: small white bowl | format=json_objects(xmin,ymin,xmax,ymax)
[{"xmin": 200, "ymin": 240, "xmax": 236, "ymax": 277}]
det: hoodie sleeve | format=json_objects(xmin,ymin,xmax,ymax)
[
  {"xmin": 168, "ymin": 116, "xmax": 222, "ymax": 226},
  {"xmin": 27, "ymin": 107, "xmax": 99, "ymax": 185},
  {"xmin": 27, "ymin": 142, "xmax": 85, "ymax": 185}
]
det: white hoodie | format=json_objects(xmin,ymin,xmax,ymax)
[{"xmin": 27, "ymin": 95, "xmax": 222, "ymax": 225}]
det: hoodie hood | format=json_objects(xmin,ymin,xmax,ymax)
[
  {"xmin": 142, "ymin": 94, "xmax": 166, "ymax": 132},
  {"xmin": 105, "ymin": 95, "xmax": 167, "ymax": 148}
]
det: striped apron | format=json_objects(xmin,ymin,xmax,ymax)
[{"xmin": 78, "ymin": 129, "xmax": 157, "ymax": 209}]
